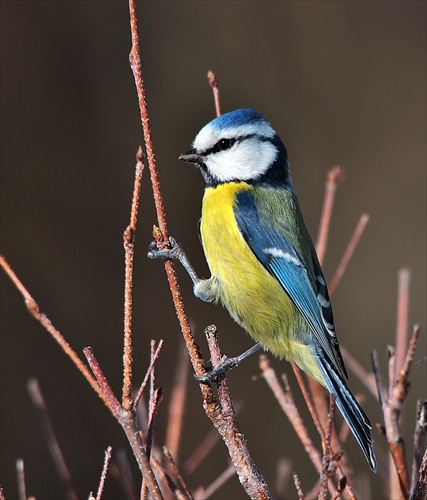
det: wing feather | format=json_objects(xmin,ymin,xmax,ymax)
[{"xmin": 234, "ymin": 188, "xmax": 347, "ymax": 378}]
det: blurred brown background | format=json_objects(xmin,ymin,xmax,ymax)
[{"xmin": 1, "ymin": 1, "xmax": 425, "ymax": 498}]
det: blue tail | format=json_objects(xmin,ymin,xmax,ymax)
[{"xmin": 317, "ymin": 351, "xmax": 377, "ymax": 472}]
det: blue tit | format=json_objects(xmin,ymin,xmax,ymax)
[{"xmin": 149, "ymin": 108, "xmax": 376, "ymax": 471}]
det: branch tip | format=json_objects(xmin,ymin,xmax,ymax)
[{"xmin": 207, "ymin": 70, "xmax": 219, "ymax": 89}]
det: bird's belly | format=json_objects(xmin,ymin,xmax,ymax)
[{"xmin": 200, "ymin": 184, "xmax": 308, "ymax": 359}]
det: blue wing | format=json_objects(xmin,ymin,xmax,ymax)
[{"xmin": 234, "ymin": 188, "xmax": 347, "ymax": 378}]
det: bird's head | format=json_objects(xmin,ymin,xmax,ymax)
[{"xmin": 179, "ymin": 108, "xmax": 292, "ymax": 188}]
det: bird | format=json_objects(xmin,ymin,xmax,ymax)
[{"xmin": 148, "ymin": 108, "xmax": 376, "ymax": 471}]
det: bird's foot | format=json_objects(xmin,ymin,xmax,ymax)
[
  {"xmin": 195, "ymin": 343, "xmax": 262, "ymax": 383},
  {"xmin": 147, "ymin": 236, "xmax": 183, "ymax": 260}
]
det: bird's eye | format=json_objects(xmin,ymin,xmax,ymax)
[{"xmin": 217, "ymin": 138, "xmax": 234, "ymax": 151}]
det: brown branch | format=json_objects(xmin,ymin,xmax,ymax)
[
  {"xmin": 16, "ymin": 459, "xmax": 26, "ymax": 500},
  {"xmin": 318, "ymin": 395, "xmax": 336, "ymax": 500},
  {"xmin": 0, "ymin": 255, "xmax": 111, "ymax": 412},
  {"xmin": 197, "ymin": 464, "xmax": 236, "ymax": 500},
  {"xmin": 290, "ymin": 362, "xmax": 325, "ymax": 441},
  {"xmin": 27, "ymin": 379, "xmax": 78, "ymax": 500},
  {"xmin": 165, "ymin": 339, "xmax": 190, "ymax": 461},
  {"xmin": 373, "ymin": 325, "xmax": 421, "ymax": 499},
  {"xmin": 315, "ymin": 165, "xmax": 344, "ymax": 265},
  {"xmin": 340, "ymin": 345, "xmax": 377, "ymax": 398},
  {"xmin": 328, "ymin": 213, "xmax": 370, "ymax": 295},
  {"xmin": 207, "ymin": 70, "xmax": 221, "ymax": 117},
  {"xmin": 163, "ymin": 447, "xmax": 194, "ymax": 500},
  {"xmin": 204, "ymin": 326, "xmax": 271, "ymax": 499},
  {"xmin": 293, "ymin": 472, "xmax": 305, "ymax": 500},
  {"xmin": 112, "ymin": 448, "xmax": 138, "ymax": 500},
  {"xmin": 148, "ymin": 453, "xmax": 187, "ymax": 500},
  {"xmin": 122, "ymin": 147, "xmax": 145, "ymax": 410},
  {"xmin": 259, "ymin": 356, "xmax": 323, "ymax": 473},
  {"xmin": 410, "ymin": 448, "xmax": 427, "ymax": 500},
  {"xmin": 133, "ymin": 340, "xmax": 164, "ymax": 411},
  {"xmin": 395, "ymin": 268, "xmax": 411, "ymax": 377},
  {"xmin": 290, "ymin": 364, "xmax": 354, "ymax": 492},
  {"xmin": 83, "ymin": 347, "xmax": 162, "ymax": 499},
  {"xmin": 411, "ymin": 400, "xmax": 427, "ymax": 492},
  {"xmin": 275, "ymin": 458, "xmax": 291, "ymax": 499},
  {"xmin": 141, "ymin": 344, "xmax": 164, "ymax": 500},
  {"xmin": 94, "ymin": 446, "xmax": 112, "ymax": 500},
  {"xmin": 128, "ymin": 0, "xmax": 209, "ymax": 390},
  {"xmin": 183, "ymin": 427, "xmax": 221, "ymax": 475}
]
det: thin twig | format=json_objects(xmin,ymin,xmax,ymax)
[
  {"xmin": 95, "ymin": 446, "xmax": 113, "ymax": 500},
  {"xmin": 0, "ymin": 255, "xmax": 111, "ymax": 412},
  {"xmin": 27, "ymin": 379, "xmax": 78, "ymax": 500},
  {"xmin": 133, "ymin": 340, "xmax": 164, "ymax": 411},
  {"xmin": 328, "ymin": 213, "xmax": 370, "ymax": 295},
  {"xmin": 149, "ymin": 455, "xmax": 187, "ymax": 500},
  {"xmin": 122, "ymin": 147, "xmax": 145, "ymax": 410},
  {"xmin": 204, "ymin": 326, "xmax": 271, "ymax": 499},
  {"xmin": 198, "ymin": 464, "xmax": 236, "ymax": 500},
  {"xmin": 163, "ymin": 447, "xmax": 194, "ymax": 500},
  {"xmin": 128, "ymin": 0, "xmax": 209, "ymax": 388},
  {"xmin": 207, "ymin": 70, "xmax": 221, "ymax": 117},
  {"xmin": 340, "ymin": 346, "xmax": 377, "ymax": 398},
  {"xmin": 259, "ymin": 356, "xmax": 323, "ymax": 474},
  {"xmin": 293, "ymin": 472, "xmax": 305, "ymax": 500},
  {"xmin": 411, "ymin": 401, "xmax": 427, "ymax": 492},
  {"xmin": 146, "ymin": 387, "xmax": 164, "ymax": 462},
  {"xmin": 16, "ymin": 459, "xmax": 26, "ymax": 500},
  {"xmin": 315, "ymin": 166, "xmax": 344, "ymax": 265},
  {"xmin": 141, "ymin": 361, "xmax": 163, "ymax": 500},
  {"xmin": 396, "ymin": 269, "xmax": 411, "ymax": 377},
  {"xmin": 83, "ymin": 347, "xmax": 162, "ymax": 499},
  {"xmin": 183, "ymin": 427, "xmax": 221, "ymax": 475},
  {"xmin": 373, "ymin": 325, "xmax": 421, "ymax": 499},
  {"xmin": 290, "ymin": 362, "xmax": 325, "ymax": 441},
  {"xmin": 165, "ymin": 339, "xmax": 190, "ymax": 461},
  {"xmin": 318, "ymin": 396, "xmax": 336, "ymax": 500},
  {"xmin": 410, "ymin": 448, "xmax": 427, "ymax": 500},
  {"xmin": 275, "ymin": 458, "xmax": 291, "ymax": 499},
  {"xmin": 112, "ymin": 448, "xmax": 138, "ymax": 500}
]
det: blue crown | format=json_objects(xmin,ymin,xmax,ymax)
[{"xmin": 208, "ymin": 108, "xmax": 266, "ymax": 130}]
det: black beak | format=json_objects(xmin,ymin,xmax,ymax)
[{"xmin": 178, "ymin": 148, "xmax": 204, "ymax": 164}]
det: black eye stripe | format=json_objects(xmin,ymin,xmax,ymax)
[{"xmin": 203, "ymin": 133, "xmax": 271, "ymax": 156}]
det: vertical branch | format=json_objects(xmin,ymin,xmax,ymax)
[
  {"xmin": 16, "ymin": 459, "xmax": 27, "ymax": 500},
  {"xmin": 27, "ymin": 379, "xmax": 78, "ymax": 500},
  {"xmin": 165, "ymin": 339, "xmax": 190, "ymax": 461},
  {"xmin": 95, "ymin": 446, "xmax": 112, "ymax": 500},
  {"xmin": 315, "ymin": 165, "xmax": 344, "ymax": 265},
  {"xmin": 396, "ymin": 268, "xmax": 410, "ymax": 376},
  {"xmin": 123, "ymin": 147, "xmax": 145, "ymax": 410},
  {"xmin": 83, "ymin": 348, "xmax": 162, "ymax": 499},
  {"xmin": 128, "ymin": 0, "xmax": 208, "ymax": 385},
  {"xmin": 328, "ymin": 214, "xmax": 370, "ymax": 295},
  {"xmin": 207, "ymin": 70, "xmax": 221, "ymax": 117},
  {"xmin": 204, "ymin": 326, "xmax": 271, "ymax": 499},
  {"xmin": 411, "ymin": 401, "xmax": 427, "ymax": 492}
]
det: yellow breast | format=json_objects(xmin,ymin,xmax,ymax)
[{"xmin": 200, "ymin": 183, "xmax": 300, "ymax": 352}]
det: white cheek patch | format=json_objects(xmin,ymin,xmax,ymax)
[
  {"xmin": 193, "ymin": 121, "xmax": 275, "ymax": 152},
  {"xmin": 207, "ymin": 138, "xmax": 278, "ymax": 183}
]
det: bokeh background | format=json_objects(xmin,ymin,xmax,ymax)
[{"xmin": 1, "ymin": 1, "xmax": 425, "ymax": 498}]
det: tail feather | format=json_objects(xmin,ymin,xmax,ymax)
[{"xmin": 317, "ymin": 351, "xmax": 377, "ymax": 472}]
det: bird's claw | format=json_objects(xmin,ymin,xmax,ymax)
[
  {"xmin": 147, "ymin": 236, "xmax": 182, "ymax": 260},
  {"xmin": 194, "ymin": 355, "xmax": 241, "ymax": 383}
]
